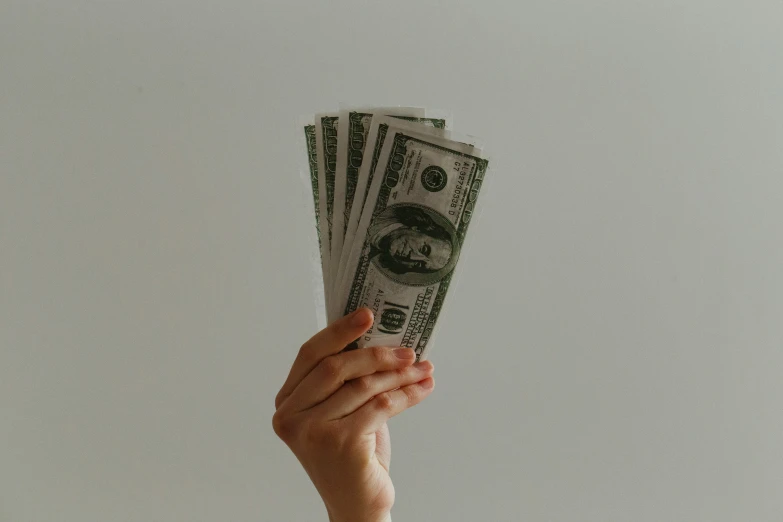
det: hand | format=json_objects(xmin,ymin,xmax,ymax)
[{"xmin": 272, "ymin": 308, "xmax": 435, "ymax": 522}]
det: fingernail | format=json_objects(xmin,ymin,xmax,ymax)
[
  {"xmin": 351, "ymin": 308, "xmax": 371, "ymax": 326},
  {"xmin": 414, "ymin": 360, "xmax": 434, "ymax": 371},
  {"xmin": 394, "ymin": 348, "xmax": 415, "ymax": 359}
]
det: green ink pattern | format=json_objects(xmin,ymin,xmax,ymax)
[{"xmin": 304, "ymin": 125, "xmax": 322, "ymax": 257}]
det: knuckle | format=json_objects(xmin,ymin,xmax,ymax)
[
  {"xmin": 374, "ymin": 392, "xmax": 395, "ymax": 412},
  {"xmin": 352, "ymin": 375, "xmax": 374, "ymax": 394},
  {"xmin": 319, "ymin": 355, "xmax": 343, "ymax": 378},
  {"xmin": 272, "ymin": 411, "xmax": 293, "ymax": 440},
  {"xmin": 402, "ymin": 384, "xmax": 420, "ymax": 403},
  {"xmin": 299, "ymin": 342, "xmax": 321, "ymax": 367},
  {"xmin": 298, "ymin": 340, "xmax": 314, "ymax": 358},
  {"xmin": 370, "ymin": 346, "xmax": 387, "ymax": 364}
]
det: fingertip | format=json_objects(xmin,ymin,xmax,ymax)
[
  {"xmin": 419, "ymin": 376, "xmax": 435, "ymax": 390},
  {"xmin": 394, "ymin": 347, "xmax": 416, "ymax": 361},
  {"xmin": 349, "ymin": 307, "xmax": 374, "ymax": 328},
  {"xmin": 414, "ymin": 360, "xmax": 434, "ymax": 372}
]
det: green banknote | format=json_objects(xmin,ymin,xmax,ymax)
[{"xmin": 335, "ymin": 120, "xmax": 487, "ymax": 359}]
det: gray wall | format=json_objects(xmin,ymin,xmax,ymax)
[{"xmin": 2, "ymin": 1, "xmax": 782, "ymax": 521}]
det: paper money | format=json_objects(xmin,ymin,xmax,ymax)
[
  {"xmin": 304, "ymin": 124, "xmax": 322, "ymax": 261},
  {"xmin": 330, "ymin": 108, "xmax": 424, "ymax": 310},
  {"xmin": 329, "ymin": 116, "xmax": 449, "ymax": 322},
  {"xmin": 302, "ymin": 106, "xmax": 489, "ymax": 354},
  {"xmin": 334, "ymin": 120, "xmax": 488, "ymax": 359},
  {"xmin": 314, "ymin": 113, "xmax": 338, "ymax": 281}
]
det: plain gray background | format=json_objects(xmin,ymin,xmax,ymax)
[{"xmin": 2, "ymin": 1, "xmax": 782, "ymax": 521}]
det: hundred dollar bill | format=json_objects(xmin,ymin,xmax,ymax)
[
  {"xmin": 335, "ymin": 121, "xmax": 488, "ymax": 359},
  {"xmin": 303, "ymin": 124, "xmax": 322, "ymax": 261},
  {"xmin": 314, "ymin": 112, "xmax": 338, "ymax": 293},
  {"xmin": 304, "ymin": 121, "xmax": 327, "ymax": 328},
  {"xmin": 330, "ymin": 107, "xmax": 425, "ymax": 305},
  {"xmin": 330, "ymin": 116, "xmax": 450, "ymax": 321}
]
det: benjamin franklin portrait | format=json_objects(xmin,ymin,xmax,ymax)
[{"xmin": 366, "ymin": 204, "xmax": 460, "ymax": 285}]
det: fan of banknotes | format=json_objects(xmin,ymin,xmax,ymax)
[{"xmin": 302, "ymin": 107, "xmax": 489, "ymax": 360}]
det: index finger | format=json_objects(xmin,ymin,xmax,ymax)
[{"xmin": 274, "ymin": 308, "xmax": 373, "ymax": 409}]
